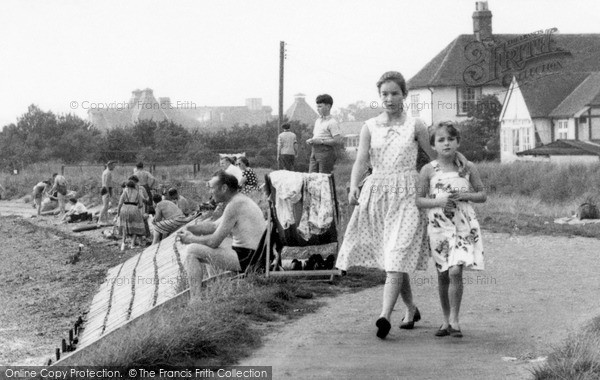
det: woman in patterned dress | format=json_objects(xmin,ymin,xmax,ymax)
[
  {"xmin": 237, "ymin": 157, "xmax": 259, "ymax": 194},
  {"xmin": 336, "ymin": 71, "xmax": 437, "ymax": 339},
  {"xmin": 117, "ymin": 180, "xmax": 146, "ymax": 251},
  {"xmin": 416, "ymin": 122, "xmax": 486, "ymax": 338}
]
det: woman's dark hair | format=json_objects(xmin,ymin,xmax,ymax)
[
  {"xmin": 128, "ymin": 175, "xmax": 139, "ymax": 183},
  {"xmin": 238, "ymin": 156, "xmax": 250, "ymax": 167},
  {"xmin": 213, "ymin": 170, "xmax": 239, "ymax": 192},
  {"xmin": 430, "ymin": 122, "xmax": 461, "ymax": 146},
  {"xmin": 126, "ymin": 180, "xmax": 136, "ymax": 188},
  {"xmin": 152, "ymin": 194, "xmax": 163, "ymax": 204},
  {"xmin": 376, "ymin": 71, "xmax": 407, "ymax": 97}
]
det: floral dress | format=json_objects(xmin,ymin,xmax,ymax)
[
  {"xmin": 336, "ymin": 114, "xmax": 429, "ymax": 272},
  {"xmin": 427, "ymin": 160, "xmax": 484, "ymax": 272}
]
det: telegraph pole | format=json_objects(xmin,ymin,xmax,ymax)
[
  {"xmin": 278, "ymin": 41, "xmax": 286, "ymax": 135},
  {"xmin": 278, "ymin": 41, "xmax": 286, "ymax": 169}
]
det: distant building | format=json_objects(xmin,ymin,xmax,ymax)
[
  {"xmin": 339, "ymin": 121, "xmax": 364, "ymax": 159},
  {"xmin": 88, "ymin": 88, "xmax": 273, "ymax": 131},
  {"xmin": 501, "ymin": 73, "xmax": 600, "ymax": 163},
  {"xmin": 406, "ymin": 0, "xmax": 600, "ymax": 164},
  {"xmin": 285, "ymin": 93, "xmax": 318, "ymax": 126}
]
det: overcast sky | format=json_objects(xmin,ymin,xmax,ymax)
[{"xmin": 1, "ymin": 0, "xmax": 599, "ymax": 127}]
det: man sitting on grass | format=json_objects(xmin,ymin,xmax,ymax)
[
  {"xmin": 62, "ymin": 198, "xmax": 91, "ymax": 223},
  {"xmin": 178, "ymin": 170, "xmax": 266, "ymax": 299}
]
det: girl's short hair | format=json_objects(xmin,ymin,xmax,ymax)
[
  {"xmin": 126, "ymin": 180, "xmax": 136, "ymax": 188},
  {"xmin": 430, "ymin": 122, "xmax": 461, "ymax": 146},
  {"xmin": 376, "ymin": 71, "xmax": 407, "ymax": 97}
]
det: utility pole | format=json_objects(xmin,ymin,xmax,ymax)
[
  {"xmin": 278, "ymin": 41, "xmax": 286, "ymax": 169},
  {"xmin": 278, "ymin": 41, "xmax": 286, "ymax": 135}
]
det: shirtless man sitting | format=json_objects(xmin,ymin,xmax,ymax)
[{"xmin": 177, "ymin": 170, "xmax": 266, "ymax": 298}]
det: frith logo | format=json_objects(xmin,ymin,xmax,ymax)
[{"xmin": 463, "ymin": 28, "xmax": 572, "ymax": 87}]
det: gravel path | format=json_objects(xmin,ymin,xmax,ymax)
[{"xmin": 239, "ymin": 232, "xmax": 600, "ymax": 379}]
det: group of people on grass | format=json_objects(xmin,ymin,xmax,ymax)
[
  {"xmin": 178, "ymin": 71, "xmax": 487, "ymax": 341},
  {"xmin": 98, "ymin": 161, "xmax": 200, "ymax": 251}
]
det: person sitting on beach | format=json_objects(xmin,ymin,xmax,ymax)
[
  {"xmin": 167, "ymin": 187, "xmax": 196, "ymax": 216},
  {"xmin": 151, "ymin": 193, "xmax": 190, "ymax": 244},
  {"xmin": 178, "ymin": 170, "xmax": 266, "ymax": 299},
  {"xmin": 32, "ymin": 180, "xmax": 51, "ymax": 216},
  {"xmin": 62, "ymin": 198, "xmax": 91, "ymax": 223}
]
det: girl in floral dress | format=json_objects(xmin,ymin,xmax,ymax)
[
  {"xmin": 416, "ymin": 122, "xmax": 487, "ymax": 338},
  {"xmin": 336, "ymin": 71, "xmax": 438, "ymax": 339}
]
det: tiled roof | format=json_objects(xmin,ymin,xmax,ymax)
[
  {"xmin": 286, "ymin": 97, "xmax": 318, "ymax": 126},
  {"xmin": 517, "ymin": 139, "xmax": 600, "ymax": 156},
  {"xmin": 408, "ymin": 34, "xmax": 600, "ymax": 89},
  {"xmin": 519, "ymin": 72, "xmax": 590, "ymax": 118},
  {"xmin": 549, "ymin": 72, "xmax": 600, "ymax": 117}
]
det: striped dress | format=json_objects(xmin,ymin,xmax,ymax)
[{"xmin": 118, "ymin": 187, "xmax": 146, "ymax": 236}]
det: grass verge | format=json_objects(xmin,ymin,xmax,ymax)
[
  {"xmin": 78, "ymin": 270, "xmax": 385, "ymax": 366},
  {"xmin": 532, "ymin": 316, "xmax": 600, "ymax": 379}
]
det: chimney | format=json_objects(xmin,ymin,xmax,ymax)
[
  {"xmin": 473, "ymin": 1, "xmax": 492, "ymax": 41},
  {"xmin": 129, "ymin": 89, "xmax": 142, "ymax": 106}
]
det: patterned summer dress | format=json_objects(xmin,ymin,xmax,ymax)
[
  {"xmin": 336, "ymin": 114, "xmax": 429, "ymax": 272},
  {"xmin": 118, "ymin": 187, "xmax": 146, "ymax": 236},
  {"xmin": 427, "ymin": 160, "xmax": 484, "ymax": 272}
]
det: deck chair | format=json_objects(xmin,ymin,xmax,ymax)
[{"xmin": 257, "ymin": 171, "xmax": 342, "ymax": 279}]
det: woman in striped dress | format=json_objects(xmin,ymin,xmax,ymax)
[{"xmin": 117, "ymin": 180, "xmax": 146, "ymax": 251}]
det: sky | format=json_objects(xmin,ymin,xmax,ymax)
[{"xmin": 1, "ymin": 0, "xmax": 600, "ymax": 128}]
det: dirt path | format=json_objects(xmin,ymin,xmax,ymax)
[{"xmin": 238, "ymin": 232, "xmax": 600, "ymax": 379}]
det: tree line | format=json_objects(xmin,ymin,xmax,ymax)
[
  {"xmin": 0, "ymin": 105, "xmax": 319, "ymax": 172},
  {"xmin": 0, "ymin": 97, "xmax": 500, "ymax": 173}
]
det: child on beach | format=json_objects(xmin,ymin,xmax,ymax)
[{"xmin": 416, "ymin": 122, "xmax": 487, "ymax": 338}]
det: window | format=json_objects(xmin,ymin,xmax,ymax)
[
  {"xmin": 345, "ymin": 135, "xmax": 359, "ymax": 148},
  {"xmin": 410, "ymin": 94, "xmax": 420, "ymax": 117},
  {"xmin": 522, "ymin": 127, "xmax": 532, "ymax": 150},
  {"xmin": 579, "ymin": 116, "xmax": 587, "ymax": 124},
  {"xmin": 512, "ymin": 129, "xmax": 519, "ymax": 153},
  {"xmin": 457, "ymin": 87, "xmax": 482, "ymax": 115},
  {"xmin": 557, "ymin": 120, "xmax": 568, "ymax": 140}
]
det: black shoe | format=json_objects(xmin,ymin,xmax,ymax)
[
  {"xmin": 400, "ymin": 307, "xmax": 421, "ymax": 329},
  {"xmin": 447, "ymin": 326, "xmax": 463, "ymax": 338},
  {"xmin": 435, "ymin": 326, "xmax": 450, "ymax": 337},
  {"xmin": 375, "ymin": 317, "xmax": 391, "ymax": 339}
]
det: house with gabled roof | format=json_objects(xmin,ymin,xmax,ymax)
[
  {"xmin": 406, "ymin": 1, "xmax": 600, "ymax": 133},
  {"xmin": 501, "ymin": 72, "xmax": 600, "ymax": 162}
]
